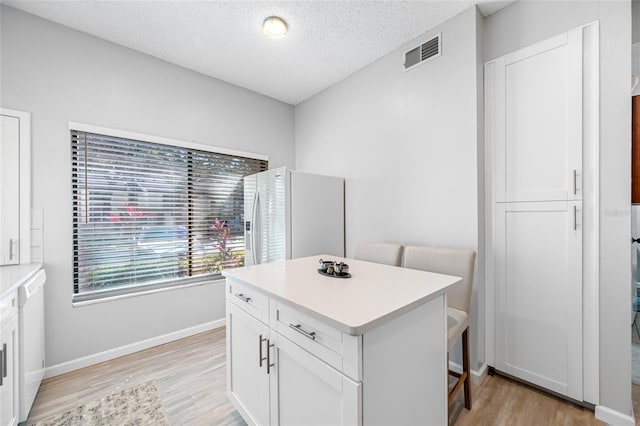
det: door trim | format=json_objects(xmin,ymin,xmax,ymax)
[{"xmin": 580, "ymin": 21, "xmax": 600, "ymax": 406}]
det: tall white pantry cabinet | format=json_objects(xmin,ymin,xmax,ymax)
[{"xmin": 485, "ymin": 23, "xmax": 599, "ymax": 403}]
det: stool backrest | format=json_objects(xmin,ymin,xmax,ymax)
[
  {"xmin": 353, "ymin": 242, "xmax": 403, "ymax": 267},
  {"xmin": 403, "ymin": 246, "xmax": 476, "ymax": 313}
]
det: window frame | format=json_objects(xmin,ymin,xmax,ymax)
[{"xmin": 69, "ymin": 122, "xmax": 268, "ymax": 305}]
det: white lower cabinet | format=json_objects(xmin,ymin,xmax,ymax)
[
  {"xmin": 227, "ymin": 302, "xmax": 359, "ymax": 426},
  {"xmin": 225, "ymin": 275, "xmax": 449, "ymax": 426},
  {"xmin": 227, "ymin": 302, "xmax": 270, "ymax": 426},
  {"xmin": 270, "ymin": 332, "xmax": 359, "ymax": 426},
  {"xmin": 0, "ymin": 292, "xmax": 19, "ymax": 426}
]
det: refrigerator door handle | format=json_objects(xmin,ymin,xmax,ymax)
[
  {"xmin": 246, "ymin": 190, "xmax": 257, "ymax": 254},
  {"xmin": 252, "ymin": 191, "xmax": 260, "ymax": 265}
]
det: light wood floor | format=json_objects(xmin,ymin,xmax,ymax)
[
  {"xmin": 28, "ymin": 328, "xmax": 606, "ymax": 425},
  {"xmin": 449, "ymin": 375, "xmax": 602, "ymax": 426},
  {"xmin": 27, "ymin": 328, "xmax": 244, "ymax": 425}
]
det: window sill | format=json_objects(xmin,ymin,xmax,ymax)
[{"xmin": 72, "ymin": 276, "xmax": 226, "ymax": 308}]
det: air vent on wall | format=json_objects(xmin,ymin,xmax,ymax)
[{"xmin": 403, "ymin": 33, "xmax": 441, "ymax": 71}]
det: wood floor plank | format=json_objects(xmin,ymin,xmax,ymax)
[
  {"xmin": 27, "ymin": 327, "xmax": 615, "ymax": 425},
  {"xmin": 450, "ymin": 374, "xmax": 603, "ymax": 426}
]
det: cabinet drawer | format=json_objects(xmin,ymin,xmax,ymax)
[
  {"xmin": 226, "ymin": 279, "xmax": 269, "ymax": 324},
  {"xmin": 0, "ymin": 290, "xmax": 17, "ymax": 323},
  {"xmin": 271, "ymin": 300, "xmax": 361, "ymax": 380}
]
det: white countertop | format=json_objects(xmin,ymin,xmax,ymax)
[
  {"xmin": 0, "ymin": 263, "xmax": 43, "ymax": 300},
  {"xmin": 222, "ymin": 255, "xmax": 461, "ymax": 335}
]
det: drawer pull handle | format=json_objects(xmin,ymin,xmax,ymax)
[
  {"xmin": 0, "ymin": 345, "xmax": 3, "ymax": 386},
  {"xmin": 234, "ymin": 293, "xmax": 251, "ymax": 303},
  {"xmin": 289, "ymin": 323, "xmax": 316, "ymax": 340},
  {"xmin": 259, "ymin": 335, "xmax": 267, "ymax": 367}
]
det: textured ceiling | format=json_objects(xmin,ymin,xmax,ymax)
[{"xmin": 2, "ymin": 0, "xmax": 513, "ymax": 105}]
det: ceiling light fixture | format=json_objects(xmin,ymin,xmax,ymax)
[{"xmin": 263, "ymin": 16, "xmax": 287, "ymax": 39}]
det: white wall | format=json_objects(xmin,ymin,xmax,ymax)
[
  {"xmin": 0, "ymin": 5, "xmax": 295, "ymax": 368},
  {"xmin": 484, "ymin": 0, "xmax": 632, "ymax": 418},
  {"xmin": 295, "ymin": 7, "xmax": 484, "ymax": 369}
]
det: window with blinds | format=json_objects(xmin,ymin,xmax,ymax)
[{"xmin": 71, "ymin": 129, "xmax": 267, "ymax": 302}]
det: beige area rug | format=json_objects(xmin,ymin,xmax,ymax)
[{"xmin": 29, "ymin": 381, "xmax": 170, "ymax": 426}]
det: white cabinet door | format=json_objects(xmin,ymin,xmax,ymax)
[
  {"xmin": 0, "ymin": 115, "xmax": 20, "ymax": 265},
  {"xmin": 493, "ymin": 29, "xmax": 583, "ymax": 203},
  {"xmin": 494, "ymin": 201, "xmax": 582, "ymax": 400},
  {"xmin": 226, "ymin": 303, "xmax": 270, "ymax": 426},
  {"xmin": 0, "ymin": 313, "xmax": 19, "ymax": 426},
  {"xmin": 269, "ymin": 333, "xmax": 360, "ymax": 426}
]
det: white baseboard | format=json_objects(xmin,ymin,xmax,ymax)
[
  {"xmin": 595, "ymin": 405, "xmax": 636, "ymax": 426},
  {"xmin": 44, "ymin": 318, "xmax": 226, "ymax": 379},
  {"xmin": 448, "ymin": 361, "xmax": 488, "ymax": 385}
]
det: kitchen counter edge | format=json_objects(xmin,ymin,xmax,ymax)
[{"xmin": 0, "ymin": 263, "xmax": 44, "ymax": 300}]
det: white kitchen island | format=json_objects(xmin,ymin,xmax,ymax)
[{"xmin": 222, "ymin": 255, "xmax": 461, "ymax": 426}]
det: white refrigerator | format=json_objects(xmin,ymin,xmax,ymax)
[{"xmin": 244, "ymin": 166, "xmax": 344, "ymax": 265}]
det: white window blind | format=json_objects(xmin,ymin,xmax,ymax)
[{"xmin": 71, "ymin": 129, "xmax": 267, "ymax": 302}]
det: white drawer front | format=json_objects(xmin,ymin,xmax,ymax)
[
  {"xmin": 271, "ymin": 300, "xmax": 346, "ymax": 374},
  {"xmin": 226, "ymin": 279, "xmax": 269, "ymax": 325}
]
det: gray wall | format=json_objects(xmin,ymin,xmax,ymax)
[
  {"xmin": 0, "ymin": 5, "xmax": 295, "ymax": 367},
  {"xmin": 485, "ymin": 0, "xmax": 631, "ymax": 416},
  {"xmin": 295, "ymin": 7, "xmax": 484, "ymax": 369}
]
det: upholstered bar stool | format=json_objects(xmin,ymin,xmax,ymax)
[
  {"xmin": 403, "ymin": 246, "xmax": 476, "ymax": 411},
  {"xmin": 353, "ymin": 242, "xmax": 403, "ymax": 266}
]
